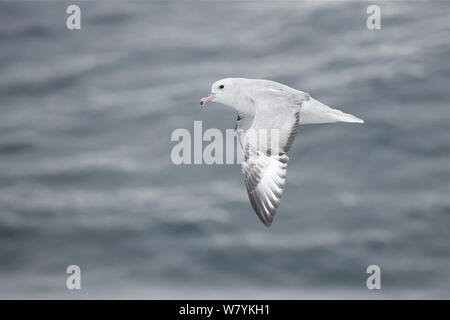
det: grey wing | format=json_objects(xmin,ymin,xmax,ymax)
[
  {"xmin": 252, "ymin": 79, "xmax": 310, "ymax": 100},
  {"xmin": 252, "ymin": 79, "xmax": 310, "ymax": 108},
  {"xmin": 242, "ymin": 152, "xmax": 289, "ymax": 227},
  {"xmin": 240, "ymin": 100, "xmax": 301, "ymax": 227}
]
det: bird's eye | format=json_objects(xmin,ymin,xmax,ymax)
[{"xmin": 219, "ymin": 85, "xmax": 224, "ymax": 89}]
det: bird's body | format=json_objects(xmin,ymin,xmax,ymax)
[{"xmin": 201, "ymin": 78, "xmax": 363, "ymax": 227}]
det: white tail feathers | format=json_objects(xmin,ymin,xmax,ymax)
[{"xmin": 299, "ymin": 98, "xmax": 364, "ymax": 124}]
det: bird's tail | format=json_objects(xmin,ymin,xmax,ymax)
[{"xmin": 299, "ymin": 98, "xmax": 364, "ymax": 124}]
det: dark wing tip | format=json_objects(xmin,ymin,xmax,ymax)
[{"xmin": 247, "ymin": 188, "xmax": 277, "ymax": 227}]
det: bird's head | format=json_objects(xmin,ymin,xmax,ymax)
[{"xmin": 200, "ymin": 78, "xmax": 241, "ymax": 108}]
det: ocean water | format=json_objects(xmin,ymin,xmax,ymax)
[{"xmin": 0, "ymin": 0, "xmax": 449, "ymax": 299}]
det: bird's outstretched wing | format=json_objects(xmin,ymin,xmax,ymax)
[
  {"xmin": 247, "ymin": 79, "xmax": 363, "ymax": 124},
  {"xmin": 237, "ymin": 95, "xmax": 302, "ymax": 227},
  {"xmin": 242, "ymin": 152, "xmax": 289, "ymax": 227}
]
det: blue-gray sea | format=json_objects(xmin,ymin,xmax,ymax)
[{"xmin": 0, "ymin": 0, "xmax": 449, "ymax": 299}]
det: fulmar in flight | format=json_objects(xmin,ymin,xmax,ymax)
[{"xmin": 200, "ymin": 78, "xmax": 363, "ymax": 227}]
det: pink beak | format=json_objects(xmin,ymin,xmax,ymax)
[{"xmin": 200, "ymin": 93, "xmax": 216, "ymax": 106}]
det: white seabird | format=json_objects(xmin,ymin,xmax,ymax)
[{"xmin": 200, "ymin": 78, "xmax": 363, "ymax": 227}]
